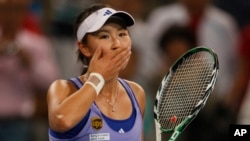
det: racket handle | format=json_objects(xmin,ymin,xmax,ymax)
[{"xmin": 168, "ymin": 130, "xmax": 181, "ymax": 141}]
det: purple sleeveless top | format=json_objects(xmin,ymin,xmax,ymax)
[{"xmin": 49, "ymin": 78, "xmax": 143, "ymax": 141}]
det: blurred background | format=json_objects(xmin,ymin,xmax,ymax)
[{"xmin": 0, "ymin": 0, "xmax": 249, "ymax": 141}]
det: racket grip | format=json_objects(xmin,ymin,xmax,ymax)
[{"xmin": 168, "ymin": 130, "xmax": 181, "ymax": 141}]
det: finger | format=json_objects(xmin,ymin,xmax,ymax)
[
  {"xmin": 112, "ymin": 47, "xmax": 131, "ymax": 63},
  {"xmin": 91, "ymin": 47, "xmax": 102, "ymax": 61},
  {"xmin": 112, "ymin": 49, "xmax": 131, "ymax": 70},
  {"xmin": 108, "ymin": 46, "xmax": 129, "ymax": 59}
]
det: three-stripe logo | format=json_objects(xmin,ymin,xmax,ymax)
[{"xmin": 103, "ymin": 10, "xmax": 112, "ymax": 16}]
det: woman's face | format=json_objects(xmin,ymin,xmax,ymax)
[{"xmin": 85, "ymin": 22, "xmax": 132, "ymax": 57}]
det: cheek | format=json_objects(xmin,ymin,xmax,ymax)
[
  {"xmin": 123, "ymin": 37, "xmax": 132, "ymax": 49},
  {"xmin": 87, "ymin": 42, "xmax": 105, "ymax": 56}
]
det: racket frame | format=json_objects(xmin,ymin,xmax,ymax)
[{"xmin": 154, "ymin": 46, "xmax": 219, "ymax": 141}]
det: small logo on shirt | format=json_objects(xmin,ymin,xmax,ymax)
[
  {"xmin": 118, "ymin": 128, "xmax": 125, "ymax": 133},
  {"xmin": 91, "ymin": 117, "xmax": 103, "ymax": 130},
  {"xmin": 89, "ymin": 133, "xmax": 110, "ymax": 141}
]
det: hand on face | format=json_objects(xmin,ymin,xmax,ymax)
[{"xmin": 87, "ymin": 45, "xmax": 131, "ymax": 82}]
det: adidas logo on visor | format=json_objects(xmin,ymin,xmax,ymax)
[{"xmin": 103, "ymin": 10, "xmax": 112, "ymax": 16}]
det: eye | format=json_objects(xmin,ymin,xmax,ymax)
[
  {"xmin": 100, "ymin": 34, "xmax": 110, "ymax": 39},
  {"xmin": 119, "ymin": 32, "xmax": 127, "ymax": 37}
]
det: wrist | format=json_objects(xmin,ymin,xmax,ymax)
[{"xmin": 85, "ymin": 73, "xmax": 105, "ymax": 96}]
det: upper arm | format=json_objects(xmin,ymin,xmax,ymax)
[
  {"xmin": 47, "ymin": 79, "xmax": 75, "ymax": 128},
  {"xmin": 47, "ymin": 79, "xmax": 74, "ymax": 110},
  {"xmin": 47, "ymin": 78, "xmax": 97, "ymax": 132}
]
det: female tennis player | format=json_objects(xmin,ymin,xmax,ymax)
[{"xmin": 47, "ymin": 3, "xmax": 145, "ymax": 141}]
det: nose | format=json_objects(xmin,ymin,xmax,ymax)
[{"xmin": 111, "ymin": 37, "xmax": 121, "ymax": 50}]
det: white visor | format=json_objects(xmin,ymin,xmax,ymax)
[{"xmin": 76, "ymin": 7, "xmax": 135, "ymax": 41}]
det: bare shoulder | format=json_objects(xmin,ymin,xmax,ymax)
[
  {"xmin": 47, "ymin": 79, "xmax": 77, "ymax": 105},
  {"xmin": 47, "ymin": 79, "xmax": 74, "ymax": 95},
  {"xmin": 125, "ymin": 80, "xmax": 145, "ymax": 96},
  {"xmin": 124, "ymin": 79, "xmax": 146, "ymax": 116}
]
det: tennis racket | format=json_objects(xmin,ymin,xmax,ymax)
[{"xmin": 154, "ymin": 46, "xmax": 219, "ymax": 141}]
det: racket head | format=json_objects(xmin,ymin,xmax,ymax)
[{"xmin": 154, "ymin": 46, "xmax": 219, "ymax": 133}]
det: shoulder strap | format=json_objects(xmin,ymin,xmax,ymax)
[
  {"xmin": 118, "ymin": 78, "xmax": 140, "ymax": 108},
  {"xmin": 69, "ymin": 77, "xmax": 83, "ymax": 89}
]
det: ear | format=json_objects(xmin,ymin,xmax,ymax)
[{"xmin": 77, "ymin": 41, "xmax": 91, "ymax": 57}]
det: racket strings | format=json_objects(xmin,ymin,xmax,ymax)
[{"xmin": 158, "ymin": 51, "xmax": 215, "ymax": 129}]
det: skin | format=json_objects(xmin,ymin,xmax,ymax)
[{"xmin": 47, "ymin": 22, "xmax": 145, "ymax": 140}]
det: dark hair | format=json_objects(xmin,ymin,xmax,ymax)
[
  {"xmin": 74, "ymin": 3, "xmax": 111, "ymax": 74},
  {"xmin": 158, "ymin": 25, "xmax": 196, "ymax": 52}
]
